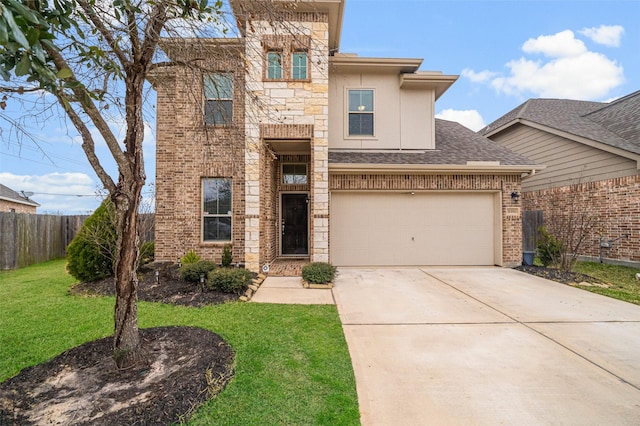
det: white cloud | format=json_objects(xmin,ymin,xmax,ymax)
[
  {"xmin": 579, "ymin": 25, "xmax": 624, "ymax": 47},
  {"xmin": 522, "ymin": 30, "xmax": 586, "ymax": 58},
  {"xmin": 0, "ymin": 172, "xmax": 103, "ymax": 214},
  {"xmin": 436, "ymin": 109, "xmax": 486, "ymax": 132},
  {"xmin": 465, "ymin": 29, "xmax": 624, "ymax": 100},
  {"xmin": 461, "ymin": 68, "xmax": 497, "ymax": 83}
]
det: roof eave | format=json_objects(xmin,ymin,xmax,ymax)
[
  {"xmin": 329, "ymin": 163, "xmax": 543, "ymax": 174},
  {"xmin": 0, "ymin": 196, "xmax": 40, "ymax": 207}
]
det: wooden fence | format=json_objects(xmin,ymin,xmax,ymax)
[
  {"xmin": 0, "ymin": 213, "xmax": 155, "ymax": 270},
  {"xmin": 522, "ymin": 210, "xmax": 544, "ymax": 252}
]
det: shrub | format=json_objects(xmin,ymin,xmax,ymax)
[
  {"xmin": 66, "ymin": 199, "xmax": 117, "ymax": 282},
  {"xmin": 208, "ymin": 268, "xmax": 252, "ymax": 294},
  {"xmin": 139, "ymin": 241, "xmax": 154, "ymax": 265},
  {"xmin": 181, "ymin": 260, "xmax": 218, "ymax": 283},
  {"xmin": 537, "ymin": 226, "xmax": 564, "ymax": 267},
  {"xmin": 302, "ymin": 262, "xmax": 336, "ymax": 284},
  {"xmin": 221, "ymin": 244, "xmax": 233, "ymax": 268},
  {"xmin": 181, "ymin": 250, "xmax": 201, "ymax": 265}
]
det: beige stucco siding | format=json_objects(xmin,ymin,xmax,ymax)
[
  {"xmin": 493, "ymin": 124, "xmax": 638, "ymax": 191},
  {"xmin": 328, "ymin": 71, "xmax": 435, "ymax": 150}
]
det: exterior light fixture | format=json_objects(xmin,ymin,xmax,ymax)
[
  {"xmin": 200, "ymin": 274, "xmax": 205, "ymax": 291},
  {"xmin": 511, "ymin": 191, "xmax": 520, "ymax": 202},
  {"xmin": 177, "ymin": 257, "xmax": 182, "ymax": 268},
  {"xmin": 155, "ymin": 269, "xmax": 160, "ymax": 283}
]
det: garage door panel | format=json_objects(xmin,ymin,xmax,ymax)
[{"xmin": 330, "ymin": 192, "xmax": 496, "ymax": 266}]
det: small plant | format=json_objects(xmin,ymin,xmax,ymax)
[
  {"xmin": 181, "ymin": 250, "xmax": 201, "ymax": 265},
  {"xmin": 139, "ymin": 241, "xmax": 155, "ymax": 265},
  {"xmin": 221, "ymin": 244, "xmax": 233, "ymax": 268},
  {"xmin": 537, "ymin": 226, "xmax": 564, "ymax": 267},
  {"xmin": 208, "ymin": 268, "xmax": 252, "ymax": 294},
  {"xmin": 181, "ymin": 260, "xmax": 218, "ymax": 283},
  {"xmin": 302, "ymin": 262, "xmax": 336, "ymax": 284}
]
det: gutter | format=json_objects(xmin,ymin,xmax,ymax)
[{"xmin": 329, "ymin": 163, "xmax": 544, "ymax": 175}]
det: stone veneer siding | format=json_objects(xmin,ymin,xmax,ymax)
[
  {"xmin": 523, "ymin": 175, "xmax": 640, "ymax": 263},
  {"xmin": 330, "ymin": 173, "xmax": 524, "ymax": 267},
  {"xmin": 154, "ymin": 53, "xmax": 247, "ymax": 265}
]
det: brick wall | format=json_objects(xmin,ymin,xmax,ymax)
[
  {"xmin": 330, "ymin": 173, "xmax": 523, "ymax": 267},
  {"xmin": 0, "ymin": 200, "xmax": 36, "ymax": 214},
  {"xmin": 523, "ymin": 174, "xmax": 640, "ymax": 263},
  {"xmin": 153, "ymin": 46, "xmax": 247, "ymax": 265}
]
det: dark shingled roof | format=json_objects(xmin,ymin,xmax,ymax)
[
  {"xmin": 0, "ymin": 183, "xmax": 40, "ymax": 207},
  {"xmin": 329, "ymin": 118, "xmax": 535, "ymax": 166},
  {"xmin": 480, "ymin": 90, "xmax": 640, "ymax": 155}
]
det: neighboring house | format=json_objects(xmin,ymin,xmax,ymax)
[
  {"xmin": 151, "ymin": 0, "xmax": 538, "ymax": 272},
  {"xmin": 482, "ymin": 90, "xmax": 640, "ymax": 265},
  {"xmin": 0, "ymin": 183, "xmax": 39, "ymax": 213}
]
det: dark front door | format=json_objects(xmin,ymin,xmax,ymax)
[{"xmin": 282, "ymin": 193, "xmax": 309, "ymax": 255}]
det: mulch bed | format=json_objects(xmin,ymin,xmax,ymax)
[
  {"xmin": 516, "ymin": 265, "xmax": 608, "ymax": 287},
  {"xmin": 0, "ymin": 263, "xmax": 242, "ymax": 425}
]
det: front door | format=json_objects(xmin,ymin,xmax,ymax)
[{"xmin": 281, "ymin": 193, "xmax": 309, "ymax": 255}]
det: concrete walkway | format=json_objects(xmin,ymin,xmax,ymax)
[{"xmin": 254, "ymin": 268, "xmax": 640, "ymax": 425}]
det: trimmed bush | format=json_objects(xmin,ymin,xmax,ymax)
[
  {"xmin": 537, "ymin": 226, "xmax": 564, "ymax": 267},
  {"xmin": 181, "ymin": 260, "xmax": 218, "ymax": 283},
  {"xmin": 221, "ymin": 244, "xmax": 233, "ymax": 268},
  {"xmin": 66, "ymin": 199, "xmax": 117, "ymax": 282},
  {"xmin": 207, "ymin": 268, "xmax": 252, "ymax": 294},
  {"xmin": 302, "ymin": 262, "xmax": 336, "ymax": 284},
  {"xmin": 139, "ymin": 241, "xmax": 154, "ymax": 265},
  {"xmin": 181, "ymin": 250, "xmax": 201, "ymax": 265}
]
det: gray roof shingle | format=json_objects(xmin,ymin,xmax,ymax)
[
  {"xmin": 481, "ymin": 90, "xmax": 640, "ymax": 155},
  {"xmin": 0, "ymin": 183, "xmax": 40, "ymax": 207},
  {"xmin": 329, "ymin": 118, "xmax": 535, "ymax": 166}
]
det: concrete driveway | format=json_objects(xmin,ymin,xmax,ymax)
[{"xmin": 332, "ymin": 267, "xmax": 640, "ymax": 425}]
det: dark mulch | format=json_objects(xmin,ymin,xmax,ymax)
[
  {"xmin": 71, "ymin": 262, "xmax": 240, "ymax": 307},
  {"xmin": 0, "ymin": 327, "xmax": 234, "ymax": 425},
  {"xmin": 516, "ymin": 265, "xmax": 607, "ymax": 286},
  {"xmin": 1, "ymin": 263, "xmax": 243, "ymax": 425}
]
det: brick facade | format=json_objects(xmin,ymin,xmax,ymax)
[
  {"xmin": 0, "ymin": 200, "xmax": 37, "ymax": 214},
  {"xmin": 523, "ymin": 175, "xmax": 640, "ymax": 264},
  {"xmin": 330, "ymin": 173, "xmax": 524, "ymax": 267}
]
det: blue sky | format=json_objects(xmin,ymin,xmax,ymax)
[{"xmin": 1, "ymin": 0, "xmax": 639, "ymax": 214}]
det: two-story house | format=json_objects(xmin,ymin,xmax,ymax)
[{"xmin": 151, "ymin": 0, "xmax": 537, "ymax": 272}]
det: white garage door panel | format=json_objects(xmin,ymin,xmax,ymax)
[{"xmin": 330, "ymin": 192, "xmax": 496, "ymax": 266}]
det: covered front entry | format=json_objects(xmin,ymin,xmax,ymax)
[
  {"xmin": 330, "ymin": 191, "xmax": 499, "ymax": 266},
  {"xmin": 281, "ymin": 193, "xmax": 309, "ymax": 256}
]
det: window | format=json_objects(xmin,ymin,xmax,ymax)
[
  {"xmin": 348, "ymin": 89, "xmax": 374, "ymax": 136},
  {"xmin": 282, "ymin": 164, "xmax": 308, "ymax": 185},
  {"xmin": 292, "ymin": 51, "xmax": 308, "ymax": 80},
  {"xmin": 202, "ymin": 178, "xmax": 232, "ymax": 242},
  {"xmin": 266, "ymin": 51, "xmax": 283, "ymax": 80},
  {"xmin": 204, "ymin": 73, "xmax": 233, "ymax": 125}
]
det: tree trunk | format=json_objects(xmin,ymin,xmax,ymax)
[{"xmin": 112, "ymin": 182, "xmax": 143, "ymax": 369}]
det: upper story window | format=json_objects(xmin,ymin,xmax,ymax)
[
  {"xmin": 266, "ymin": 51, "xmax": 283, "ymax": 80},
  {"xmin": 348, "ymin": 89, "xmax": 374, "ymax": 136},
  {"xmin": 204, "ymin": 73, "xmax": 233, "ymax": 125},
  {"xmin": 203, "ymin": 178, "xmax": 232, "ymax": 242},
  {"xmin": 282, "ymin": 164, "xmax": 308, "ymax": 185},
  {"xmin": 292, "ymin": 51, "xmax": 308, "ymax": 80}
]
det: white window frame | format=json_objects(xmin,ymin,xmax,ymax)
[
  {"xmin": 346, "ymin": 88, "xmax": 375, "ymax": 137},
  {"xmin": 281, "ymin": 163, "xmax": 308, "ymax": 185},
  {"xmin": 266, "ymin": 50, "xmax": 283, "ymax": 80},
  {"xmin": 204, "ymin": 73, "xmax": 233, "ymax": 125},
  {"xmin": 292, "ymin": 50, "xmax": 308, "ymax": 80},
  {"xmin": 202, "ymin": 178, "xmax": 232, "ymax": 242}
]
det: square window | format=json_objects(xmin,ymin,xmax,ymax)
[
  {"xmin": 348, "ymin": 89, "xmax": 374, "ymax": 136},
  {"xmin": 267, "ymin": 51, "xmax": 283, "ymax": 80},
  {"xmin": 292, "ymin": 51, "xmax": 308, "ymax": 80},
  {"xmin": 282, "ymin": 164, "xmax": 308, "ymax": 185},
  {"xmin": 204, "ymin": 73, "xmax": 233, "ymax": 125},
  {"xmin": 202, "ymin": 178, "xmax": 232, "ymax": 242}
]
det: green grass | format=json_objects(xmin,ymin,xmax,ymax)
[
  {"xmin": 0, "ymin": 260, "xmax": 360, "ymax": 425},
  {"xmin": 572, "ymin": 261, "xmax": 640, "ymax": 305}
]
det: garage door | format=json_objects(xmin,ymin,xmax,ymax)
[{"xmin": 330, "ymin": 192, "xmax": 497, "ymax": 266}]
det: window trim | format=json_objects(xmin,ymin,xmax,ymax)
[
  {"xmin": 202, "ymin": 177, "xmax": 233, "ymax": 243},
  {"xmin": 281, "ymin": 163, "xmax": 308, "ymax": 185},
  {"xmin": 204, "ymin": 72, "xmax": 233, "ymax": 126},
  {"xmin": 346, "ymin": 88, "xmax": 375, "ymax": 138}
]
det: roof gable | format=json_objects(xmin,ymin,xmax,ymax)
[{"xmin": 0, "ymin": 184, "xmax": 40, "ymax": 207}]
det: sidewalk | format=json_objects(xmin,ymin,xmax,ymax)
[{"xmin": 250, "ymin": 276, "xmax": 334, "ymax": 304}]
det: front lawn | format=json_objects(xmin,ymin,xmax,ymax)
[
  {"xmin": 0, "ymin": 260, "xmax": 360, "ymax": 425},
  {"xmin": 572, "ymin": 261, "xmax": 640, "ymax": 305}
]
